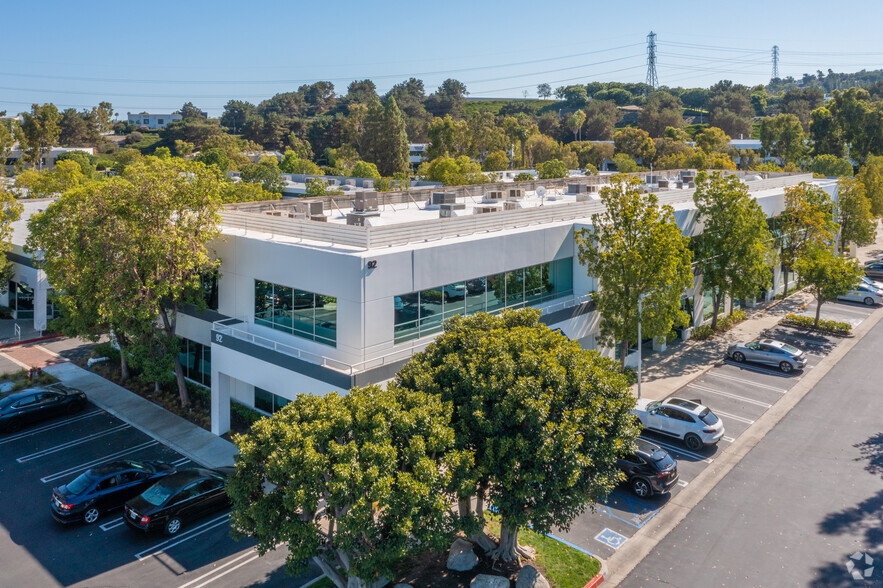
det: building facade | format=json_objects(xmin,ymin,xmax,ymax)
[{"xmin": 126, "ymin": 113, "xmax": 184, "ymax": 130}]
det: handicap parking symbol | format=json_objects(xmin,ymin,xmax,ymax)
[{"xmin": 594, "ymin": 528, "xmax": 628, "ymax": 550}]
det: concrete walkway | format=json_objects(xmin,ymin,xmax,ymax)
[{"xmin": 2, "ymin": 345, "xmax": 238, "ymax": 468}]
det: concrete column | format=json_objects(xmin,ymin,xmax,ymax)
[
  {"xmin": 211, "ymin": 372, "xmax": 231, "ymax": 436},
  {"xmin": 770, "ymin": 264, "xmax": 783, "ymax": 300},
  {"xmin": 692, "ymin": 273, "xmax": 704, "ymax": 327},
  {"xmin": 34, "ymin": 269, "xmax": 48, "ymax": 332}
]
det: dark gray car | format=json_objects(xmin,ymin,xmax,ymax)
[
  {"xmin": 727, "ymin": 338, "xmax": 807, "ymax": 373},
  {"xmin": 864, "ymin": 260, "xmax": 883, "ymax": 281}
]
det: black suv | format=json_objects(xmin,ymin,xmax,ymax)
[{"xmin": 617, "ymin": 438, "xmax": 679, "ymax": 497}]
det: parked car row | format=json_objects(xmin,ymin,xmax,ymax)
[{"xmin": 0, "ymin": 384, "xmax": 88, "ymax": 432}]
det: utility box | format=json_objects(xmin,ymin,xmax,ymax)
[
  {"xmin": 567, "ymin": 183, "xmax": 587, "ymax": 194},
  {"xmin": 508, "ymin": 188, "xmax": 524, "ymax": 200},
  {"xmin": 353, "ymin": 191, "xmax": 379, "ymax": 212},
  {"xmin": 431, "ymin": 191, "xmax": 457, "ymax": 205}
]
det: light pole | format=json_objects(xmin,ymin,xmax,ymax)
[{"xmin": 637, "ymin": 292, "xmax": 650, "ymax": 399}]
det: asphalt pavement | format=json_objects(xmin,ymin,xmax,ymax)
[{"xmin": 619, "ymin": 312, "xmax": 883, "ymax": 587}]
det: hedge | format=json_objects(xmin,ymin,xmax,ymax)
[
  {"xmin": 780, "ymin": 313, "xmax": 851, "ymax": 336},
  {"xmin": 691, "ymin": 309, "xmax": 748, "ymax": 341}
]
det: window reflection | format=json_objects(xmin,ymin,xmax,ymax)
[{"xmin": 253, "ymin": 280, "xmax": 336, "ymax": 346}]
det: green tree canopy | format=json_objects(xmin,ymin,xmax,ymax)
[
  {"xmin": 228, "ymin": 384, "xmax": 463, "ymax": 588},
  {"xmin": 279, "ymin": 150, "xmax": 323, "ymax": 175},
  {"xmin": 694, "ymin": 126, "xmax": 731, "ymax": 154},
  {"xmin": 638, "ymin": 91, "xmax": 685, "ymax": 138},
  {"xmin": 857, "ymin": 156, "xmax": 883, "ymax": 217},
  {"xmin": 240, "ymin": 156, "xmax": 284, "ymax": 193},
  {"xmin": 836, "ymin": 177, "xmax": 876, "ymax": 249},
  {"xmin": 576, "ymin": 175, "xmax": 693, "ymax": 363},
  {"xmin": 794, "ymin": 245, "xmax": 863, "ymax": 326},
  {"xmin": 20, "ymin": 103, "xmax": 61, "ymax": 169},
  {"xmin": 536, "ymin": 158, "xmax": 570, "ymax": 179},
  {"xmin": 417, "ymin": 156, "xmax": 487, "ymax": 186},
  {"xmin": 614, "ymin": 127, "xmax": 656, "ymax": 163},
  {"xmin": 779, "ymin": 182, "xmax": 837, "ymax": 296},
  {"xmin": 361, "ymin": 97, "xmax": 410, "ymax": 177},
  {"xmin": 808, "ymin": 154, "xmax": 854, "ymax": 177},
  {"xmin": 760, "ymin": 114, "xmax": 807, "ymax": 165},
  {"xmin": 396, "ymin": 309, "xmax": 638, "ymax": 561}
]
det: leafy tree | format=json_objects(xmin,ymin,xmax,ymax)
[
  {"xmin": 779, "ymin": 182, "xmax": 837, "ymax": 296},
  {"xmin": 160, "ymin": 117, "xmax": 223, "ymax": 149},
  {"xmin": 93, "ymin": 101, "xmax": 115, "ymax": 134},
  {"xmin": 680, "ymin": 88, "xmax": 709, "ymax": 110},
  {"xmin": 808, "ymin": 154, "xmax": 853, "ymax": 177},
  {"xmin": 351, "ymin": 161, "xmax": 380, "ymax": 180},
  {"xmin": 27, "ymin": 157, "xmax": 225, "ymax": 404},
  {"xmin": 425, "ymin": 78, "xmax": 468, "ymax": 118},
  {"xmin": 396, "ymin": 310, "xmax": 639, "ymax": 562},
  {"xmin": 228, "ymin": 385, "xmax": 462, "ymax": 588},
  {"xmin": 179, "ymin": 102, "xmax": 206, "ymax": 120},
  {"xmin": 707, "ymin": 92, "xmax": 753, "ymax": 138},
  {"xmin": 857, "ymin": 157, "xmax": 883, "ymax": 217},
  {"xmin": 154, "ymin": 146, "xmax": 171, "ymax": 160},
  {"xmin": 565, "ymin": 110, "xmax": 586, "ymax": 141},
  {"xmin": 809, "ymin": 107, "xmax": 845, "ymax": 157},
  {"xmin": 55, "ymin": 150, "xmax": 96, "ymax": 177},
  {"xmin": 536, "ymin": 158, "xmax": 569, "ymax": 179},
  {"xmin": 195, "ymin": 147, "xmax": 231, "ymax": 172},
  {"xmin": 417, "ymin": 156, "xmax": 487, "ymax": 185},
  {"xmin": 562, "ymin": 85, "xmax": 589, "ymax": 109},
  {"xmin": 426, "ymin": 115, "xmax": 469, "ymax": 159},
  {"xmin": 20, "ymin": 103, "xmax": 61, "ymax": 169},
  {"xmin": 513, "ymin": 172, "xmax": 534, "ymax": 181},
  {"xmin": 611, "ymin": 153, "xmax": 638, "ymax": 172},
  {"xmin": 174, "ymin": 139, "xmax": 194, "ymax": 156},
  {"xmin": 0, "ymin": 118, "xmax": 15, "ymax": 161},
  {"xmin": 482, "ymin": 150, "xmax": 509, "ymax": 171},
  {"xmin": 760, "ymin": 114, "xmax": 807, "ymax": 165},
  {"xmin": 692, "ymin": 172, "xmax": 774, "ymax": 329},
  {"xmin": 836, "ymin": 177, "xmax": 876, "ymax": 249},
  {"xmin": 386, "ymin": 78, "xmax": 431, "ymax": 142},
  {"xmin": 58, "ymin": 108, "xmax": 95, "ymax": 147},
  {"xmin": 343, "ymin": 79, "xmax": 378, "ymax": 105},
  {"xmin": 794, "ymin": 245, "xmax": 863, "ymax": 326},
  {"xmin": 220, "ymin": 180, "xmax": 279, "ymax": 204},
  {"xmin": 614, "ymin": 127, "xmax": 655, "ymax": 163},
  {"xmin": 501, "ymin": 114, "xmax": 538, "ymax": 167},
  {"xmin": 694, "ymin": 126, "xmax": 731, "ymax": 154},
  {"xmin": 576, "ymin": 175, "xmax": 693, "ymax": 364},
  {"xmin": 537, "ymin": 83, "xmax": 552, "ymax": 99},
  {"xmin": 0, "ymin": 190, "xmax": 21, "ymax": 290},
  {"xmin": 638, "ymin": 91, "xmax": 685, "ymax": 138},
  {"xmin": 279, "ymin": 150, "xmax": 322, "ymax": 175},
  {"xmin": 14, "ymin": 160, "xmax": 86, "ymax": 198},
  {"xmin": 524, "ymin": 134, "xmax": 577, "ymax": 168},
  {"xmin": 465, "ymin": 111, "xmax": 508, "ymax": 160},
  {"xmin": 304, "ymin": 178, "xmax": 343, "ymax": 197},
  {"xmin": 111, "ymin": 148, "xmax": 143, "ymax": 174},
  {"xmin": 582, "ymin": 100, "xmax": 621, "ymax": 140},
  {"xmin": 286, "ymin": 133, "xmax": 313, "ymax": 160},
  {"xmin": 663, "ymin": 126, "xmax": 690, "ymax": 142},
  {"xmin": 240, "ymin": 156, "xmax": 285, "ymax": 193},
  {"xmin": 361, "ymin": 97, "xmax": 410, "ymax": 177}
]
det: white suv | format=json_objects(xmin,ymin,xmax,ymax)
[{"xmin": 631, "ymin": 397, "xmax": 725, "ymax": 451}]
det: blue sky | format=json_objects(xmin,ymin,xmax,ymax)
[{"xmin": 2, "ymin": 0, "xmax": 882, "ymax": 117}]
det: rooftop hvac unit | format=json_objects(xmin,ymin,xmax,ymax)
[
  {"xmin": 679, "ymin": 169, "xmax": 697, "ymax": 179},
  {"xmin": 566, "ymin": 183, "xmax": 587, "ymax": 194},
  {"xmin": 645, "ymin": 175, "xmax": 659, "ymax": 184},
  {"xmin": 676, "ymin": 181, "xmax": 684, "ymax": 189},
  {"xmin": 439, "ymin": 202, "xmax": 466, "ymax": 218},
  {"xmin": 503, "ymin": 201, "xmax": 520, "ymax": 211},
  {"xmin": 431, "ymin": 191, "xmax": 457, "ymax": 205},
  {"xmin": 344, "ymin": 179, "xmax": 356, "ymax": 186},
  {"xmin": 657, "ymin": 179, "xmax": 670, "ymax": 189},
  {"xmin": 508, "ymin": 188, "xmax": 524, "ymax": 200},
  {"xmin": 485, "ymin": 190, "xmax": 503, "ymax": 201},
  {"xmin": 362, "ymin": 179, "xmax": 375, "ymax": 189},
  {"xmin": 310, "ymin": 214, "xmax": 327, "ymax": 222},
  {"xmin": 287, "ymin": 212, "xmax": 306, "ymax": 219},
  {"xmin": 346, "ymin": 213, "xmax": 370, "ymax": 226},
  {"xmin": 294, "ymin": 201, "xmax": 324, "ymax": 216},
  {"xmin": 585, "ymin": 184, "xmax": 599, "ymax": 193},
  {"xmin": 326, "ymin": 179, "xmax": 338, "ymax": 186},
  {"xmin": 353, "ymin": 191, "xmax": 379, "ymax": 212},
  {"xmin": 265, "ymin": 211, "xmax": 282, "ymax": 217},
  {"xmin": 475, "ymin": 205, "xmax": 501, "ymax": 214}
]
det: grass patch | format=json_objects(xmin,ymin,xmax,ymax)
[
  {"xmin": 484, "ymin": 511, "xmax": 600, "ymax": 588},
  {"xmin": 309, "ymin": 577, "xmax": 335, "ymax": 588}
]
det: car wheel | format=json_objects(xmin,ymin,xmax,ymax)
[
  {"xmin": 165, "ymin": 516, "xmax": 182, "ymax": 536},
  {"xmin": 83, "ymin": 506, "xmax": 100, "ymax": 524},
  {"xmin": 732, "ymin": 351, "xmax": 745, "ymax": 363},
  {"xmin": 779, "ymin": 361, "xmax": 793, "ymax": 373},
  {"xmin": 864, "ymin": 297, "xmax": 875, "ymax": 306},
  {"xmin": 631, "ymin": 478, "xmax": 652, "ymax": 498},
  {"xmin": 684, "ymin": 433, "xmax": 703, "ymax": 452}
]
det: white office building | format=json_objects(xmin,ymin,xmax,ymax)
[{"xmin": 126, "ymin": 112, "xmax": 184, "ymax": 130}]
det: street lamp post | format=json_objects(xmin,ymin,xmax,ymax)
[{"xmin": 637, "ymin": 292, "xmax": 650, "ymax": 399}]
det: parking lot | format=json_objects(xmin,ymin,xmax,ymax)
[
  {"xmin": 0, "ymin": 400, "xmax": 321, "ymax": 587},
  {"xmin": 550, "ymin": 299, "xmax": 876, "ymax": 558}
]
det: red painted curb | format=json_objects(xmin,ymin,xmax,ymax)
[
  {"xmin": 0, "ymin": 334, "xmax": 63, "ymax": 349},
  {"xmin": 583, "ymin": 572, "xmax": 604, "ymax": 588}
]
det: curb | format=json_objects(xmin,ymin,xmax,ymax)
[
  {"xmin": 583, "ymin": 558, "xmax": 608, "ymax": 587},
  {"xmin": 0, "ymin": 333, "xmax": 63, "ymax": 349}
]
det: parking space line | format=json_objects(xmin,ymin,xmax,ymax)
[
  {"xmin": 17, "ymin": 424, "xmax": 131, "ymax": 463},
  {"xmin": 644, "ymin": 438, "xmax": 714, "ymax": 463},
  {"xmin": 171, "ymin": 457, "xmax": 192, "ymax": 467},
  {"xmin": 100, "ymin": 517, "xmax": 125, "ymax": 531},
  {"xmin": 178, "ymin": 550, "xmax": 259, "ymax": 588},
  {"xmin": 186, "ymin": 553, "xmax": 261, "ymax": 588},
  {"xmin": 135, "ymin": 512, "xmax": 231, "ymax": 561},
  {"xmin": 817, "ymin": 304, "xmax": 873, "ymax": 316},
  {"xmin": 713, "ymin": 410, "xmax": 755, "ymax": 425},
  {"xmin": 686, "ymin": 383, "xmax": 772, "ymax": 408},
  {"xmin": 676, "ymin": 480, "xmax": 689, "ymax": 487},
  {"xmin": 722, "ymin": 435, "xmax": 736, "ymax": 443},
  {"xmin": 0, "ymin": 409, "xmax": 104, "ymax": 445},
  {"xmin": 722, "ymin": 359, "xmax": 801, "ymax": 378},
  {"xmin": 41, "ymin": 440, "xmax": 159, "ymax": 483},
  {"xmin": 704, "ymin": 372, "xmax": 787, "ymax": 393}
]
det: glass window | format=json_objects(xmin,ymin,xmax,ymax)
[
  {"xmin": 315, "ymin": 295, "xmax": 337, "ymax": 345},
  {"xmin": 486, "ymin": 274, "xmax": 505, "ymax": 314},
  {"xmin": 442, "ymin": 282, "xmax": 466, "ymax": 321},
  {"xmin": 549, "ymin": 258, "xmax": 573, "ymax": 298},
  {"xmin": 505, "ymin": 269, "xmax": 524, "ymax": 307},
  {"xmin": 254, "ymin": 387, "xmax": 288, "ymax": 414},
  {"xmin": 254, "ymin": 281, "xmax": 273, "ymax": 327},
  {"xmin": 253, "ymin": 280, "xmax": 336, "ymax": 346},
  {"xmin": 419, "ymin": 288, "xmax": 443, "ymax": 335},
  {"xmin": 291, "ymin": 289, "xmax": 315, "ymax": 339},
  {"xmin": 465, "ymin": 278, "xmax": 486, "ymax": 315},
  {"xmin": 394, "ymin": 293, "xmax": 420, "ymax": 343},
  {"xmin": 199, "ymin": 344, "xmax": 211, "ymax": 386},
  {"xmin": 179, "ymin": 339, "xmax": 196, "ymax": 381},
  {"xmin": 524, "ymin": 265, "xmax": 544, "ymax": 305}
]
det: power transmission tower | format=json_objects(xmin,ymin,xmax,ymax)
[
  {"xmin": 646, "ymin": 31, "xmax": 658, "ymax": 89},
  {"xmin": 771, "ymin": 45, "xmax": 780, "ymax": 81}
]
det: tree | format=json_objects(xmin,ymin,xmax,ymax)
[
  {"xmin": 27, "ymin": 157, "xmax": 225, "ymax": 404},
  {"xmin": 160, "ymin": 117, "xmax": 223, "ymax": 149},
  {"xmin": 794, "ymin": 245, "xmax": 863, "ymax": 327},
  {"xmin": 220, "ymin": 100, "xmax": 257, "ymax": 134},
  {"xmin": 179, "ymin": 102, "xmax": 206, "ymax": 120},
  {"xmin": 58, "ymin": 108, "xmax": 94, "ymax": 147},
  {"xmin": 343, "ymin": 79, "xmax": 378, "ymax": 105},
  {"xmin": 565, "ymin": 110, "xmax": 586, "ymax": 141},
  {"xmin": 240, "ymin": 156, "xmax": 285, "ymax": 193},
  {"xmin": 278, "ymin": 150, "xmax": 322, "ymax": 175},
  {"xmin": 55, "ymin": 150, "xmax": 96, "ymax": 178},
  {"xmin": 760, "ymin": 114, "xmax": 807, "ymax": 165},
  {"xmin": 94, "ymin": 101, "xmax": 115, "ymax": 134},
  {"xmin": 857, "ymin": 157, "xmax": 883, "ymax": 217},
  {"xmin": 536, "ymin": 159, "xmax": 569, "ymax": 179},
  {"xmin": 611, "ymin": 153, "xmax": 638, "ymax": 172},
  {"xmin": 808, "ymin": 154, "xmax": 853, "ymax": 177},
  {"xmin": 582, "ymin": 100, "xmax": 621, "ymax": 140},
  {"xmin": 396, "ymin": 310, "xmax": 639, "ymax": 562},
  {"xmin": 501, "ymin": 114, "xmax": 538, "ymax": 167},
  {"xmin": 694, "ymin": 126, "xmax": 731, "ymax": 154},
  {"xmin": 0, "ymin": 118, "xmax": 15, "ymax": 162},
  {"xmin": 386, "ymin": 78, "xmax": 431, "ymax": 142},
  {"xmin": 426, "ymin": 115, "xmax": 469, "ymax": 160},
  {"xmin": 304, "ymin": 178, "xmax": 343, "ymax": 197},
  {"xmin": 361, "ymin": 97, "xmax": 410, "ymax": 177},
  {"xmin": 836, "ymin": 177, "xmax": 876, "ymax": 250},
  {"xmin": 482, "ymin": 150, "xmax": 509, "ymax": 172},
  {"xmin": 779, "ymin": 183, "xmax": 837, "ymax": 296},
  {"xmin": 0, "ymin": 190, "xmax": 22, "ymax": 293},
  {"xmin": 524, "ymin": 134, "xmax": 577, "ymax": 168},
  {"xmin": 425, "ymin": 78, "xmax": 468, "ymax": 118},
  {"xmin": 809, "ymin": 107, "xmax": 845, "ymax": 157},
  {"xmin": 576, "ymin": 175, "xmax": 693, "ymax": 364},
  {"xmin": 14, "ymin": 160, "xmax": 86, "ymax": 198},
  {"xmin": 614, "ymin": 127, "xmax": 655, "ymax": 163},
  {"xmin": 692, "ymin": 172, "xmax": 774, "ymax": 329},
  {"xmin": 351, "ymin": 161, "xmax": 380, "ymax": 180},
  {"xmin": 228, "ymin": 385, "xmax": 462, "ymax": 588},
  {"xmin": 417, "ymin": 156, "xmax": 487, "ymax": 186},
  {"xmin": 195, "ymin": 147, "xmax": 231, "ymax": 172},
  {"xmin": 537, "ymin": 83, "xmax": 552, "ymax": 100},
  {"xmin": 562, "ymin": 85, "xmax": 589, "ymax": 109},
  {"xmin": 20, "ymin": 103, "xmax": 61, "ymax": 169},
  {"xmin": 465, "ymin": 111, "xmax": 508, "ymax": 160},
  {"xmin": 638, "ymin": 91, "xmax": 684, "ymax": 138}
]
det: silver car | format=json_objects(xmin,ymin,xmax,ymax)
[
  {"xmin": 726, "ymin": 338, "xmax": 807, "ymax": 373},
  {"xmin": 837, "ymin": 283, "xmax": 883, "ymax": 306}
]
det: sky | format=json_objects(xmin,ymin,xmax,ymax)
[{"xmin": 2, "ymin": 0, "xmax": 882, "ymax": 118}]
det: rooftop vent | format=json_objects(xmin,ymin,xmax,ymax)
[
  {"xmin": 485, "ymin": 190, "xmax": 503, "ymax": 201},
  {"xmin": 657, "ymin": 179, "xmax": 670, "ymax": 189},
  {"xmin": 475, "ymin": 205, "xmax": 501, "ymax": 214},
  {"xmin": 344, "ymin": 178, "xmax": 356, "ymax": 186},
  {"xmin": 353, "ymin": 191, "xmax": 379, "ymax": 212},
  {"xmin": 346, "ymin": 212, "xmax": 379, "ymax": 226},
  {"xmin": 566, "ymin": 183, "xmax": 587, "ymax": 195},
  {"xmin": 431, "ymin": 191, "xmax": 457, "ymax": 205},
  {"xmin": 503, "ymin": 200, "xmax": 520, "ymax": 211},
  {"xmin": 439, "ymin": 202, "xmax": 466, "ymax": 218},
  {"xmin": 362, "ymin": 179, "xmax": 375, "ymax": 189},
  {"xmin": 508, "ymin": 188, "xmax": 524, "ymax": 200},
  {"xmin": 295, "ymin": 201, "xmax": 325, "ymax": 216}
]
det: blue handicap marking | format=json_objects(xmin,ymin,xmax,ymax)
[
  {"xmin": 599, "ymin": 492, "xmax": 659, "ymax": 529},
  {"xmin": 594, "ymin": 527, "xmax": 628, "ymax": 550}
]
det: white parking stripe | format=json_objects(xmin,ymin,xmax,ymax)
[
  {"xmin": 190, "ymin": 555, "xmax": 261, "ymax": 588},
  {"xmin": 687, "ymin": 383, "xmax": 772, "ymax": 408},
  {"xmin": 0, "ymin": 352, "xmax": 32, "ymax": 370},
  {"xmin": 723, "ymin": 359, "xmax": 800, "ymax": 378},
  {"xmin": 817, "ymin": 304, "xmax": 873, "ymax": 316},
  {"xmin": 713, "ymin": 410, "xmax": 755, "ymax": 425},
  {"xmin": 171, "ymin": 458, "xmax": 191, "ymax": 467},
  {"xmin": 722, "ymin": 435, "xmax": 736, "ymax": 443},
  {"xmin": 17, "ymin": 424, "xmax": 130, "ymax": 462},
  {"xmin": 135, "ymin": 513, "xmax": 231, "ymax": 561},
  {"xmin": 704, "ymin": 372, "xmax": 787, "ymax": 393},
  {"xmin": 41, "ymin": 440, "xmax": 159, "ymax": 483},
  {"xmin": 645, "ymin": 438, "xmax": 713, "ymax": 463},
  {"xmin": 676, "ymin": 480, "xmax": 689, "ymax": 487},
  {"xmin": 100, "ymin": 517, "xmax": 125, "ymax": 531},
  {"xmin": 178, "ymin": 550, "xmax": 258, "ymax": 588},
  {"xmin": 0, "ymin": 409, "xmax": 104, "ymax": 445}
]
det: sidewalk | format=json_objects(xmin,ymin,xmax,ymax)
[{"xmin": 2, "ymin": 344, "xmax": 239, "ymax": 469}]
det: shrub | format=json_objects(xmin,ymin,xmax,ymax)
[
  {"xmin": 0, "ymin": 305, "xmax": 11, "ymax": 319},
  {"xmin": 125, "ymin": 132, "xmax": 143, "ymax": 145},
  {"xmin": 691, "ymin": 324, "xmax": 714, "ymax": 340},
  {"xmin": 621, "ymin": 366, "xmax": 638, "ymax": 386},
  {"xmin": 92, "ymin": 342, "xmax": 121, "ymax": 364},
  {"xmin": 231, "ymin": 400, "xmax": 264, "ymax": 431},
  {"xmin": 780, "ymin": 313, "xmax": 851, "ymax": 335},
  {"xmin": 514, "ymin": 172, "xmax": 534, "ymax": 181},
  {"xmin": 666, "ymin": 330, "xmax": 679, "ymax": 343}
]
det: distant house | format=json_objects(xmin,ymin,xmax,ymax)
[
  {"xmin": 617, "ymin": 105, "xmax": 643, "ymax": 124},
  {"xmin": 4, "ymin": 146, "xmax": 95, "ymax": 173},
  {"xmin": 409, "ymin": 143, "xmax": 428, "ymax": 170},
  {"xmin": 127, "ymin": 112, "xmax": 187, "ymax": 130}
]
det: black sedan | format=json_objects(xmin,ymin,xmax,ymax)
[
  {"xmin": 0, "ymin": 384, "xmax": 87, "ymax": 432},
  {"xmin": 617, "ymin": 438, "xmax": 679, "ymax": 497},
  {"xmin": 51, "ymin": 460, "xmax": 177, "ymax": 524},
  {"xmin": 124, "ymin": 467, "xmax": 234, "ymax": 535}
]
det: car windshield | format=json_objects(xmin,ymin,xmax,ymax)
[
  {"xmin": 698, "ymin": 409, "xmax": 719, "ymax": 426},
  {"xmin": 779, "ymin": 343, "xmax": 800, "ymax": 355},
  {"xmin": 646, "ymin": 401, "xmax": 661, "ymax": 411},
  {"xmin": 140, "ymin": 482, "xmax": 177, "ymax": 506},
  {"xmin": 66, "ymin": 473, "xmax": 95, "ymax": 495}
]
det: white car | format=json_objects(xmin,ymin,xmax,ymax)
[
  {"xmin": 631, "ymin": 397, "xmax": 725, "ymax": 452},
  {"xmin": 837, "ymin": 283, "xmax": 883, "ymax": 306},
  {"xmin": 861, "ymin": 276, "xmax": 883, "ymax": 290}
]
